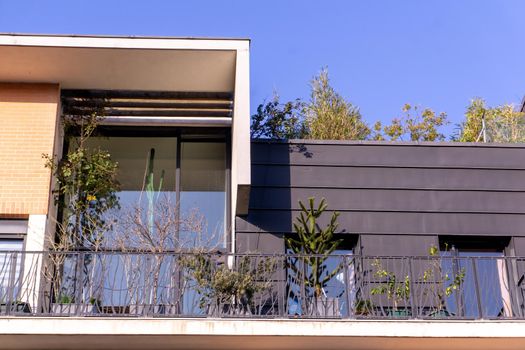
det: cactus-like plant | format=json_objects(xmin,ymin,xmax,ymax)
[
  {"xmin": 286, "ymin": 197, "xmax": 342, "ymax": 298},
  {"xmin": 142, "ymin": 148, "xmax": 165, "ymax": 234}
]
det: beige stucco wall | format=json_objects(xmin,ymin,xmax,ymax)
[{"xmin": 0, "ymin": 83, "xmax": 60, "ymax": 217}]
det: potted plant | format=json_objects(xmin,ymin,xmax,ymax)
[
  {"xmin": 51, "ymin": 294, "xmax": 101, "ymax": 316},
  {"xmin": 370, "ymin": 259, "xmax": 411, "ymax": 317},
  {"xmin": 285, "ymin": 197, "xmax": 343, "ymax": 317},
  {"xmin": 180, "ymin": 252, "xmax": 277, "ymax": 317},
  {"xmin": 368, "ymin": 245, "xmax": 466, "ymax": 318},
  {"xmin": 353, "ymin": 299, "xmax": 374, "ymax": 317}
]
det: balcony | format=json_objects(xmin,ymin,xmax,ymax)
[{"xmin": 1, "ymin": 251, "xmax": 524, "ymax": 319}]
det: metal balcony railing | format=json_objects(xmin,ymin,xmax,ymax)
[{"xmin": 1, "ymin": 251, "xmax": 524, "ymax": 319}]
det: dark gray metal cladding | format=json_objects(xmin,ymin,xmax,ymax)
[{"xmin": 238, "ymin": 140, "xmax": 525, "ymax": 253}]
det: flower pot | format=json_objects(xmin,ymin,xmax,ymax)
[
  {"xmin": 305, "ymin": 297, "xmax": 340, "ymax": 317},
  {"xmin": 0, "ymin": 302, "xmax": 31, "ymax": 314},
  {"xmin": 51, "ymin": 303, "xmax": 99, "ymax": 316},
  {"xmin": 128, "ymin": 304, "xmax": 174, "ymax": 316},
  {"xmin": 353, "ymin": 299, "xmax": 373, "ymax": 317},
  {"xmin": 427, "ymin": 309, "xmax": 453, "ymax": 318},
  {"xmin": 389, "ymin": 309, "xmax": 411, "ymax": 317}
]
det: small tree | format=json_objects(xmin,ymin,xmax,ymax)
[
  {"xmin": 304, "ymin": 69, "xmax": 370, "ymax": 140},
  {"xmin": 370, "ymin": 260, "xmax": 410, "ymax": 312},
  {"xmin": 369, "ymin": 245, "xmax": 465, "ymax": 316},
  {"xmin": 42, "ymin": 105, "xmax": 119, "ymax": 309},
  {"xmin": 43, "ymin": 109, "xmax": 119, "ymax": 250},
  {"xmin": 454, "ymin": 98, "xmax": 525, "ymax": 143},
  {"xmin": 250, "ymin": 93, "xmax": 306, "ymax": 139},
  {"xmin": 422, "ymin": 245, "xmax": 466, "ymax": 315},
  {"xmin": 105, "ymin": 197, "xmax": 212, "ymax": 311},
  {"xmin": 372, "ymin": 104, "xmax": 448, "ymax": 141},
  {"xmin": 181, "ymin": 252, "xmax": 277, "ymax": 316},
  {"xmin": 286, "ymin": 197, "xmax": 342, "ymax": 299}
]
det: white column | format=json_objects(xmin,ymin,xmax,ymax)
[
  {"xmin": 20, "ymin": 214, "xmax": 47, "ymax": 309},
  {"xmin": 231, "ymin": 42, "xmax": 251, "ymax": 253}
]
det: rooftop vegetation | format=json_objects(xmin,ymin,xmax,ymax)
[{"xmin": 251, "ymin": 68, "xmax": 525, "ymax": 142}]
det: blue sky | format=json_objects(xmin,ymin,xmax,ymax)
[{"xmin": 1, "ymin": 0, "xmax": 524, "ymax": 135}]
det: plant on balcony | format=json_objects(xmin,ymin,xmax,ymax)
[
  {"xmin": 44, "ymin": 106, "xmax": 120, "ymax": 251},
  {"xmin": 104, "ymin": 194, "xmax": 240, "ymax": 316},
  {"xmin": 353, "ymin": 298, "xmax": 374, "ymax": 316},
  {"xmin": 180, "ymin": 252, "xmax": 277, "ymax": 316},
  {"xmin": 422, "ymin": 245, "xmax": 466, "ymax": 316},
  {"xmin": 43, "ymin": 104, "xmax": 120, "ymax": 310},
  {"xmin": 369, "ymin": 245, "xmax": 466, "ymax": 317},
  {"xmin": 50, "ymin": 293, "xmax": 101, "ymax": 316},
  {"xmin": 285, "ymin": 197, "xmax": 343, "ymax": 316},
  {"xmin": 370, "ymin": 259, "xmax": 410, "ymax": 315}
]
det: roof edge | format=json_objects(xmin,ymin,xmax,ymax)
[
  {"xmin": 0, "ymin": 33, "xmax": 250, "ymax": 51},
  {"xmin": 251, "ymin": 138, "xmax": 525, "ymax": 148},
  {"xmin": 0, "ymin": 32, "xmax": 250, "ymax": 42}
]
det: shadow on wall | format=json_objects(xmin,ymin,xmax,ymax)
[
  {"xmin": 236, "ymin": 141, "xmax": 314, "ymax": 253},
  {"xmin": 291, "ymin": 143, "xmax": 313, "ymax": 159}
]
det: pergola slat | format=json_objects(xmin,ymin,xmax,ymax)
[{"xmin": 61, "ymin": 89, "xmax": 234, "ymax": 118}]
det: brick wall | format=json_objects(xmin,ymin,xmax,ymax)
[{"xmin": 0, "ymin": 83, "xmax": 60, "ymax": 216}]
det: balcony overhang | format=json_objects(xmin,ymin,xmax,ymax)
[
  {"xmin": 0, "ymin": 34, "xmax": 246, "ymax": 92},
  {"xmin": 0, "ymin": 34, "xmax": 251, "ymax": 226},
  {"xmin": 0, "ymin": 318, "xmax": 524, "ymax": 350}
]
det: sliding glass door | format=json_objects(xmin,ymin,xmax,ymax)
[{"xmin": 81, "ymin": 129, "xmax": 229, "ymax": 250}]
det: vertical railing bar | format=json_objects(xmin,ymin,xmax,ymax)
[
  {"xmin": 520, "ymin": 258, "xmax": 525, "ymax": 319},
  {"xmin": 514, "ymin": 257, "xmax": 524, "ymax": 319},
  {"xmin": 175, "ymin": 252, "xmax": 182, "ymax": 316},
  {"xmin": 496, "ymin": 256, "xmax": 511, "ymax": 319},
  {"xmin": 6, "ymin": 252, "xmax": 18, "ymax": 316},
  {"xmin": 38, "ymin": 252, "xmax": 46, "ymax": 315},
  {"xmin": 507, "ymin": 257, "xmax": 522, "ymax": 319},
  {"xmin": 343, "ymin": 255, "xmax": 351, "ymax": 319},
  {"xmin": 452, "ymin": 256, "xmax": 463, "ymax": 318},
  {"xmin": 407, "ymin": 257, "xmax": 416, "ymax": 319},
  {"xmin": 279, "ymin": 256, "xmax": 286, "ymax": 317},
  {"xmin": 75, "ymin": 252, "xmax": 84, "ymax": 317},
  {"xmin": 471, "ymin": 257, "xmax": 483, "ymax": 319},
  {"xmin": 301, "ymin": 256, "xmax": 307, "ymax": 317}
]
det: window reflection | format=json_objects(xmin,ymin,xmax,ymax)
[
  {"xmin": 82, "ymin": 135, "xmax": 227, "ymax": 250},
  {"xmin": 86, "ymin": 137, "xmax": 177, "ymax": 207},
  {"xmin": 440, "ymin": 248, "xmax": 507, "ymax": 318},
  {"xmin": 0, "ymin": 240, "xmax": 23, "ymax": 300},
  {"xmin": 180, "ymin": 142, "xmax": 227, "ymax": 249}
]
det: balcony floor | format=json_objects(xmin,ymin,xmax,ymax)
[{"xmin": 0, "ymin": 318, "xmax": 524, "ymax": 350}]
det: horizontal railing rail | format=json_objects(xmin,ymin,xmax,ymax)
[{"xmin": 1, "ymin": 251, "xmax": 524, "ymax": 319}]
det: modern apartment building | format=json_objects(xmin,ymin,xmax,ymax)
[{"xmin": 0, "ymin": 34, "xmax": 524, "ymax": 349}]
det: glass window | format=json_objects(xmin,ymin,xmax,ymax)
[
  {"xmin": 180, "ymin": 142, "xmax": 227, "ymax": 249},
  {"xmin": 79, "ymin": 132, "xmax": 228, "ymax": 250},
  {"xmin": 63, "ymin": 132, "xmax": 229, "ymax": 312},
  {"xmin": 0, "ymin": 239, "xmax": 23, "ymax": 302},
  {"xmin": 440, "ymin": 244, "xmax": 509, "ymax": 318},
  {"xmin": 0, "ymin": 240, "xmax": 23, "ymax": 251},
  {"xmin": 86, "ymin": 136, "xmax": 178, "ymax": 208}
]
